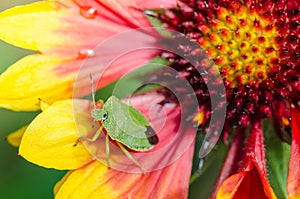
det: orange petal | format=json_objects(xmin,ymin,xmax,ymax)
[
  {"xmin": 55, "ymin": 143, "xmax": 194, "ymax": 199},
  {"xmin": 217, "ymin": 158, "xmax": 277, "ymax": 199},
  {"xmin": 19, "ymin": 99, "xmax": 93, "ymax": 170},
  {"xmin": 287, "ymin": 107, "xmax": 300, "ymax": 199}
]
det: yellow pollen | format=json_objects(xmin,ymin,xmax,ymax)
[
  {"xmin": 193, "ymin": 111, "xmax": 205, "ymax": 126},
  {"xmin": 198, "ymin": 6, "xmax": 280, "ymax": 88},
  {"xmin": 282, "ymin": 117, "xmax": 290, "ymax": 126}
]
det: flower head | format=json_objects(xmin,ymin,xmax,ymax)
[{"xmin": 159, "ymin": 0, "xmax": 299, "ymax": 127}]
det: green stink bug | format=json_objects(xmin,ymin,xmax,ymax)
[
  {"xmin": 91, "ymin": 96, "xmax": 159, "ymax": 150},
  {"xmin": 86, "ymin": 73, "xmax": 158, "ymax": 171}
]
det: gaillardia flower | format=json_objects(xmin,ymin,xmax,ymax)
[{"xmin": 1, "ymin": 0, "xmax": 299, "ymax": 198}]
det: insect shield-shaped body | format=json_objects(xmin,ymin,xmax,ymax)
[{"xmin": 92, "ymin": 96, "xmax": 158, "ymax": 151}]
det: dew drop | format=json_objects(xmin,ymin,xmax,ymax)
[
  {"xmin": 78, "ymin": 49, "xmax": 95, "ymax": 58},
  {"xmin": 80, "ymin": 6, "xmax": 97, "ymax": 19},
  {"xmin": 144, "ymin": 10, "xmax": 157, "ymax": 17}
]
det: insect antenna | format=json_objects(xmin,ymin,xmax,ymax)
[{"xmin": 90, "ymin": 72, "xmax": 96, "ymax": 109}]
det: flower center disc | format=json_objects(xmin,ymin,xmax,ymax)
[{"xmin": 198, "ymin": 5, "xmax": 280, "ymax": 88}]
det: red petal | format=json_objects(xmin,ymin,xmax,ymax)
[
  {"xmin": 287, "ymin": 107, "xmax": 300, "ymax": 198},
  {"xmin": 216, "ymin": 121, "xmax": 277, "ymax": 199},
  {"xmin": 217, "ymin": 158, "xmax": 277, "ymax": 199},
  {"xmin": 211, "ymin": 127, "xmax": 246, "ymax": 198},
  {"xmin": 137, "ymin": 0, "xmax": 178, "ymax": 9},
  {"xmin": 244, "ymin": 121, "xmax": 267, "ymax": 176}
]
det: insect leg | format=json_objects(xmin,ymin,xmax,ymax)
[
  {"xmin": 90, "ymin": 72, "xmax": 96, "ymax": 109},
  {"xmin": 116, "ymin": 142, "xmax": 145, "ymax": 174},
  {"xmin": 105, "ymin": 133, "xmax": 110, "ymax": 168},
  {"xmin": 90, "ymin": 125, "xmax": 104, "ymax": 141},
  {"xmin": 73, "ymin": 125, "xmax": 104, "ymax": 146}
]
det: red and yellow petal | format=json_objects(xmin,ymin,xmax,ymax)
[
  {"xmin": 0, "ymin": 50, "xmax": 158, "ymax": 111},
  {"xmin": 0, "ymin": 0, "xmax": 160, "ymax": 111},
  {"xmin": 0, "ymin": 1, "xmax": 73, "ymax": 53},
  {"xmin": 0, "ymin": 0, "xmax": 156, "ymax": 54},
  {"xmin": 55, "ymin": 143, "xmax": 194, "ymax": 199},
  {"xmin": 19, "ymin": 99, "xmax": 93, "ymax": 170},
  {"xmin": 217, "ymin": 158, "xmax": 277, "ymax": 199},
  {"xmin": 0, "ymin": 54, "xmax": 77, "ymax": 111},
  {"xmin": 287, "ymin": 107, "xmax": 300, "ymax": 199}
]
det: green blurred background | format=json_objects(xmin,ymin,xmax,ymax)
[{"xmin": 0, "ymin": 1, "xmax": 228, "ymax": 198}]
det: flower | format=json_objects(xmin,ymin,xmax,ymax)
[
  {"xmin": 0, "ymin": 0, "xmax": 159, "ymax": 111},
  {"xmin": 18, "ymin": 92, "xmax": 195, "ymax": 199},
  {"xmin": 152, "ymin": 0, "xmax": 299, "ymax": 198},
  {"xmin": 2, "ymin": 0, "xmax": 299, "ymax": 198}
]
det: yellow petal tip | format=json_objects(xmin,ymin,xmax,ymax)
[{"xmin": 6, "ymin": 125, "xmax": 28, "ymax": 147}]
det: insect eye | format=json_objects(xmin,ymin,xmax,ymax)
[{"xmin": 103, "ymin": 112, "xmax": 108, "ymax": 120}]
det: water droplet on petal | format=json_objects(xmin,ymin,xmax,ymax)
[
  {"xmin": 78, "ymin": 49, "xmax": 95, "ymax": 58},
  {"xmin": 80, "ymin": 6, "xmax": 97, "ymax": 19},
  {"xmin": 144, "ymin": 10, "xmax": 157, "ymax": 17}
]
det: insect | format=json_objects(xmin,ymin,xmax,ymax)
[{"xmin": 86, "ymin": 73, "xmax": 158, "ymax": 171}]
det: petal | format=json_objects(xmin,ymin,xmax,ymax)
[
  {"xmin": 287, "ymin": 107, "xmax": 300, "ymax": 199},
  {"xmin": 53, "ymin": 171, "xmax": 73, "ymax": 195},
  {"xmin": 216, "ymin": 122, "xmax": 277, "ymax": 199},
  {"xmin": 0, "ymin": 50, "xmax": 158, "ymax": 111},
  {"xmin": 19, "ymin": 99, "xmax": 93, "ymax": 170},
  {"xmin": 55, "ymin": 143, "xmax": 194, "ymax": 199},
  {"xmin": 0, "ymin": 54, "xmax": 77, "ymax": 111},
  {"xmin": 0, "ymin": 1, "xmax": 69, "ymax": 52},
  {"xmin": 6, "ymin": 125, "xmax": 28, "ymax": 147},
  {"xmin": 211, "ymin": 127, "xmax": 246, "ymax": 198},
  {"xmin": 0, "ymin": 0, "xmax": 156, "ymax": 54},
  {"xmin": 137, "ymin": 0, "xmax": 178, "ymax": 9},
  {"xmin": 0, "ymin": 0, "xmax": 160, "ymax": 111},
  {"xmin": 217, "ymin": 159, "xmax": 277, "ymax": 199},
  {"xmin": 244, "ymin": 121, "xmax": 267, "ymax": 175}
]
